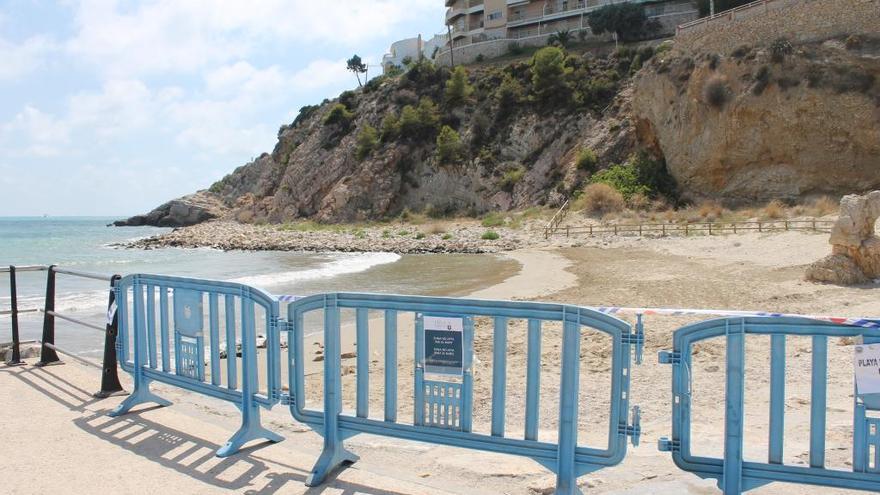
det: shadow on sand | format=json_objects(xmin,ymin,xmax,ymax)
[{"xmin": 0, "ymin": 363, "xmax": 414, "ymax": 495}]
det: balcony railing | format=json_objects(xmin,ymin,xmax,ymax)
[{"xmin": 508, "ymin": 0, "xmax": 631, "ymax": 25}]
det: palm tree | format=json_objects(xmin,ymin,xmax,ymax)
[{"xmin": 547, "ymin": 29, "xmax": 573, "ymax": 48}]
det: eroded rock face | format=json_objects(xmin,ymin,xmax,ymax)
[
  {"xmin": 633, "ymin": 40, "xmax": 880, "ymax": 204},
  {"xmin": 113, "ymin": 192, "xmax": 227, "ymax": 227},
  {"xmin": 807, "ymin": 192, "xmax": 880, "ymax": 284}
]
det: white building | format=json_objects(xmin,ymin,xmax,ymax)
[{"xmin": 382, "ymin": 33, "xmax": 450, "ymax": 73}]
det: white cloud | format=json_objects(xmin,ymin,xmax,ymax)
[
  {"xmin": 2, "ymin": 106, "xmax": 70, "ymax": 156},
  {"xmin": 66, "ymin": 0, "xmax": 441, "ymax": 76},
  {"xmin": 0, "ymin": 36, "xmax": 57, "ymax": 81},
  {"xmin": 68, "ymin": 79, "xmax": 164, "ymax": 137}
]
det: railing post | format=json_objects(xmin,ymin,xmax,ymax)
[
  {"xmin": 6, "ymin": 266, "xmax": 25, "ymax": 366},
  {"xmin": 36, "ymin": 265, "xmax": 61, "ymax": 367},
  {"xmin": 95, "ymin": 275, "xmax": 125, "ymax": 398}
]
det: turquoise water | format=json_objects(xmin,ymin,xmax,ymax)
[{"xmin": 0, "ymin": 217, "xmax": 516, "ymax": 357}]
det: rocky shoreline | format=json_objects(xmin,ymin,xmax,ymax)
[{"xmin": 120, "ymin": 220, "xmax": 550, "ymax": 254}]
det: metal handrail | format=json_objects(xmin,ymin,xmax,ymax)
[
  {"xmin": 53, "ymin": 267, "xmax": 114, "ymax": 282},
  {"xmin": 3, "ymin": 264, "xmax": 125, "ymax": 397},
  {"xmin": 0, "ymin": 265, "xmax": 48, "ymax": 273},
  {"xmin": 676, "ymin": 0, "xmax": 788, "ymax": 34}
]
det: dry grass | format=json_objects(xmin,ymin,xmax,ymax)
[
  {"xmin": 628, "ymin": 192, "xmax": 650, "ymax": 211},
  {"xmin": 763, "ymin": 200, "xmax": 786, "ymax": 219},
  {"xmin": 808, "ymin": 196, "xmax": 838, "ymax": 216},
  {"xmin": 696, "ymin": 200, "xmax": 725, "ymax": 222},
  {"xmin": 574, "ymin": 183, "xmax": 625, "ymax": 216}
]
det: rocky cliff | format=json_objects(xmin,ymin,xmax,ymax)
[
  {"xmin": 117, "ymin": 47, "xmax": 644, "ymax": 226},
  {"xmin": 634, "ymin": 24, "xmax": 880, "ymax": 204}
]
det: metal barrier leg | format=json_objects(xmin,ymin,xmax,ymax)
[
  {"xmin": 109, "ymin": 283, "xmax": 170, "ymax": 416},
  {"xmin": 305, "ymin": 300, "xmax": 358, "ymax": 486},
  {"xmin": 216, "ymin": 402, "xmax": 283, "ymax": 457},
  {"xmin": 36, "ymin": 265, "xmax": 61, "ymax": 366},
  {"xmin": 6, "ymin": 266, "xmax": 26, "ymax": 366},
  {"xmin": 95, "ymin": 275, "xmax": 126, "ymax": 398},
  {"xmin": 216, "ymin": 299, "xmax": 282, "ymax": 457}
]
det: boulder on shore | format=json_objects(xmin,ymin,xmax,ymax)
[
  {"xmin": 112, "ymin": 191, "xmax": 228, "ymax": 227},
  {"xmin": 806, "ymin": 192, "xmax": 880, "ymax": 285}
]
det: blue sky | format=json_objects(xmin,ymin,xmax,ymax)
[{"xmin": 0, "ymin": 0, "xmax": 446, "ymax": 216}]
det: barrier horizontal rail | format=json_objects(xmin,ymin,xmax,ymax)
[
  {"xmin": 660, "ymin": 316, "xmax": 880, "ymax": 494},
  {"xmin": 0, "ymin": 265, "xmax": 48, "ymax": 273},
  {"xmin": 0, "ymin": 308, "xmax": 40, "ymax": 316}
]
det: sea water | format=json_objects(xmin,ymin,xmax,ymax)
[{"xmin": 0, "ymin": 217, "xmax": 517, "ymax": 357}]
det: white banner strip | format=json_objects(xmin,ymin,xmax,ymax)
[{"xmin": 276, "ymin": 295, "xmax": 880, "ymax": 329}]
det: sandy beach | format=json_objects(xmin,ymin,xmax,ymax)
[{"xmin": 2, "ymin": 230, "xmax": 877, "ymax": 494}]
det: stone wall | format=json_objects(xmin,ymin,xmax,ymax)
[{"xmin": 676, "ymin": 0, "xmax": 880, "ymax": 55}]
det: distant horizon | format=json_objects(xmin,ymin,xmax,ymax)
[{"xmin": 0, "ymin": 1, "xmax": 446, "ymax": 216}]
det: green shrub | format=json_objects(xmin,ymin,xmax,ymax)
[
  {"xmin": 576, "ymin": 148, "xmax": 598, "ymax": 171},
  {"xmin": 731, "ymin": 44, "xmax": 751, "ymax": 58},
  {"xmin": 414, "ymin": 232, "xmax": 426, "ymax": 239},
  {"xmin": 339, "ymin": 90, "xmax": 357, "ymax": 109},
  {"xmin": 481, "ymin": 230, "xmax": 500, "ymax": 240},
  {"xmin": 500, "ymin": 166, "xmax": 526, "ymax": 191},
  {"xmin": 293, "ymin": 104, "xmax": 320, "ymax": 128},
  {"xmin": 592, "ymin": 163, "xmax": 648, "ymax": 200},
  {"xmin": 399, "ymin": 98, "xmax": 440, "ymax": 141},
  {"xmin": 587, "ymin": 3, "xmax": 655, "ymax": 42},
  {"xmin": 475, "ymin": 54, "xmax": 485, "ymax": 63},
  {"xmin": 752, "ymin": 65, "xmax": 771, "ymax": 95},
  {"xmin": 495, "ymin": 75, "xmax": 524, "ymax": 117},
  {"xmin": 508, "ymin": 42, "xmax": 524, "ymax": 56},
  {"xmin": 445, "ymin": 66, "xmax": 474, "ymax": 106},
  {"xmin": 531, "ymin": 46, "xmax": 572, "ymax": 103},
  {"xmin": 355, "ymin": 124, "xmax": 379, "ymax": 160},
  {"xmin": 323, "ymin": 103, "xmax": 354, "ymax": 126},
  {"xmin": 380, "ymin": 112, "xmax": 400, "ymax": 142},
  {"xmin": 481, "ymin": 212, "xmax": 505, "ymax": 227},
  {"xmin": 441, "ymin": 233, "xmax": 453, "ymax": 240},
  {"xmin": 591, "ymin": 152, "xmax": 676, "ymax": 200},
  {"xmin": 436, "ymin": 125, "xmax": 464, "ymax": 164},
  {"xmin": 703, "ymin": 76, "xmax": 729, "ymax": 108},
  {"xmin": 769, "ymin": 38, "xmax": 793, "ymax": 63}
]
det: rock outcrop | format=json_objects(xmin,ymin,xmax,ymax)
[
  {"xmin": 807, "ymin": 191, "xmax": 880, "ymax": 285},
  {"xmin": 113, "ymin": 191, "xmax": 228, "ymax": 227},
  {"xmin": 633, "ymin": 36, "xmax": 880, "ymax": 204}
]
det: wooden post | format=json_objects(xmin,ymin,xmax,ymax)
[
  {"xmin": 708, "ymin": 223, "xmax": 712, "ymax": 235},
  {"xmin": 733, "ymin": 223, "xmax": 737, "ymax": 234},
  {"xmin": 785, "ymin": 220, "xmax": 789, "ymax": 231},
  {"xmin": 589, "ymin": 225, "xmax": 593, "ymax": 235},
  {"xmin": 812, "ymin": 219, "xmax": 816, "ymax": 231},
  {"xmin": 685, "ymin": 224, "xmax": 689, "ymax": 236},
  {"xmin": 566, "ymin": 226, "xmax": 570, "ymax": 238},
  {"xmin": 759, "ymin": 222, "xmax": 763, "ymax": 233}
]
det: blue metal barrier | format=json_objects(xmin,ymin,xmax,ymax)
[
  {"xmin": 286, "ymin": 293, "xmax": 643, "ymax": 494},
  {"xmin": 110, "ymin": 274, "xmax": 283, "ymax": 457},
  {"xmin": 659, "ymin": 316, "xmax": 880, "ymax": 494}
]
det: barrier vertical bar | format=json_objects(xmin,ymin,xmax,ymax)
[
  {"xmin": 525, "ymin": 319, "xmax": 541, "ymax": 441},
  {"xmin": 159, "ymin": 287, "xmax": 170, "ymax": 372},
  {"xmin": 414, "ymin": 314, "xmax": 426, "ymax": 426},
  {"xmin": 95, "ymin": 275, "xmax": 125, "ymax": 398},
  {"xmin": 209, "ymin": 294, "xmax": 220, "ymax": 386},
  {"xmin": 384, "ymin": 310, "xmax": 397, "ymax": 422},
  {"xmin": 216, "ymin": 297, "xmax": 282, "ymax": 457},
  {"xmin": 37, "ymin": 265, "xmax": 60, "ymax": 366},
  {"xmin": 6, "ymin": 266, "xmax": 25, "ymax": 366},
  {"xmin": 110, "ymin": 280, "xmax": 171, "ymax": 417},
  {"xmin": 306, "ymin": 295, "xmax": 357, "ymax": 485},
  {"xmin": 356, "ymin": 308, "xmax": 369, "ymax": 418},
  {"xmin": 461, "ymin": 316, "xmax": 474, "ymax": 433},
  {"xmin": 146, "ymin": 285, "xmax": 157, "ymax": 368},
  {"xmin": 225, "ymin": 295, "xmax": 237, "ymax": 390},
  {"xmin": 810, "ymin": 335, "xmax": 828, "ymax": 468},
  {"xmin": 723, "ymin": 320, "xmax": 746, "ymax": 495},
  {"xmin": 556, "ymin": 317, "xmax": 581, "ymax": 494},
  {"xmin": 768, "ymin": 334, "xmax": 786, "ymax": 464},
  {"xmin": 491, "ymin": 316, "xmax": 508, "ymax": 437}
]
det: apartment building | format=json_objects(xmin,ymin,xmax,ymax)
[
  {"xmin": 382, "ymin": 33, "xmax": 450, "ymax": 73},
  {"xmin": 445, "ymin": 0, "xmax": 699, "ymax": 48}
]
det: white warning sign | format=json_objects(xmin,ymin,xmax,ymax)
[{"xmin": 854, "ymin": 344, "xmax": 880, "ymax": 395}]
